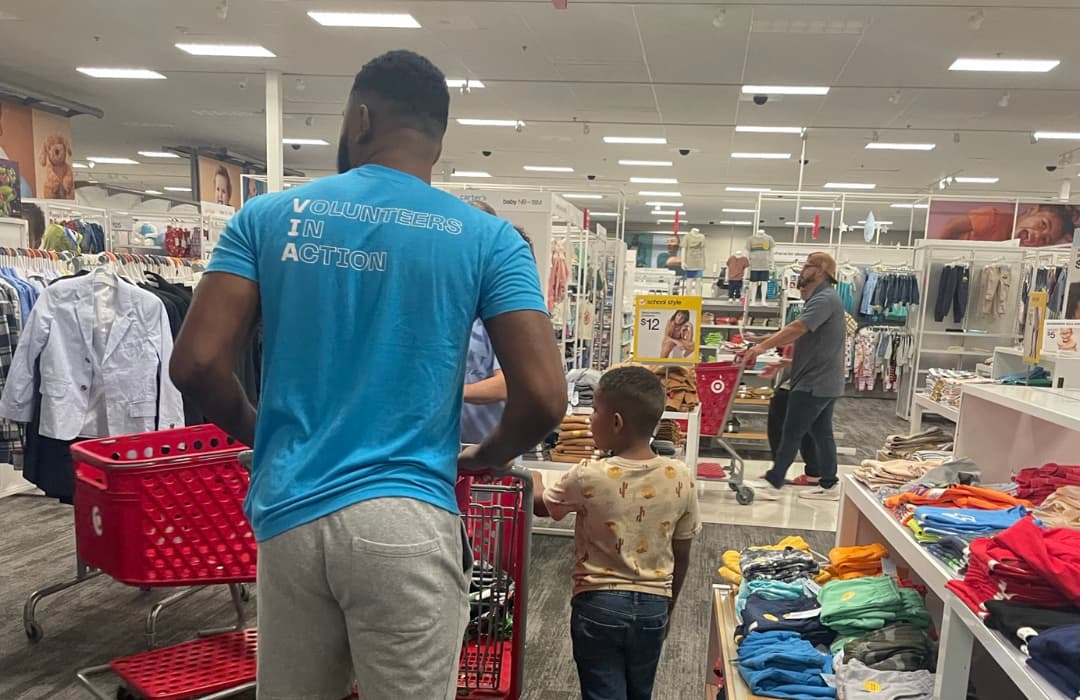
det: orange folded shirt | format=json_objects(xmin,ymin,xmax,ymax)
[
  {"xmin": 828, "ymin": 543, "xmax": 888, "ymax": 580},
  {"xmin": 883, "ymin": 485, "xmax": 1032, "ymax": 511}
]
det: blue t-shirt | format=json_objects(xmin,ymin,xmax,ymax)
[
  {"xmin": 461, "ymin": 319, "xmax": 504, "ymax": 445},
  {"xmin": 207, "ymin": 164, "xmax": 546, "ymax": 541}
]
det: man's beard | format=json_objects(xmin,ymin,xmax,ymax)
[
  {"xmin": 337, "ymin": 137, "xmax": 352, "ymax": 174},
  {"xmin": 797, "ymin": 272, "xmax": 815, "ymax": 289}
]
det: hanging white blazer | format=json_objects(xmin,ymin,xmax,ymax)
[{"xmin": 0, "ymin": 272, "xmax": 185, "ymax": 440}]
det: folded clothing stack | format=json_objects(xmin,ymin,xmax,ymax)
[
  {"xmin": 1032, "ymin": 486, "xmax": 1080, "ymax": 529},
  {"xmin": 652, "ymin": 365, "xmax": 698, "ymax": 412},
  {"xmin": 717, "ymin": 536, "xmax": 820, "ymax": 585},
  {"xmin": 985, "ymin": 600, "xmax": 1080, "ymax": 651},
  {"xmin": 877, "ymin": 427, "xmax": 953, "ymax": 460},
  {"xmin": 947, "ymin": 517, "xmax": 1080, "ymax": 614},
  {"xmin": 735, "ymin": 578, "xmax": 812, "ymax": 619},
  {"xmin": 911, "ymin": 504, "xmax": 1029, "ymax": 537},
  {"xmin": 736, "ymin": 594, "xmax": 836, "ymax": 647},
  {"xmin": 884, "ymin": 484, "xmax": 1032, "ymax": 512},
  {"xmin": 703, "ymin": 331, "xmax": 724, "ymax": 346},
  {"xmin": 1027, "ymin": 624, "xmax": 1080, "ymax": 699},
  {"xmin": 841, "ymin": 622, "xmax": 937, "ymax": 672},
  {"xmin": 740, "ymin": 547, "xmax": 821, "ymax": 584},
  {"xmin": 653, "ymin": 419, "xmax": 683, "ymax": 447},
  {"xmin": 1014, "ymin": 463, "xmax": 1080, "ymax": 505},
  {"xmin": 828, "ymin": 544, "xmax": 888, "ymax": 580},
  {"xmin": 550, "ymin": 415, "xmax": 595, "ymax": 463},
  {"xmin": 819, "ymin": 576, "xmax": 931, "ymax": 639},
  {"xmin": 834, "ymin": 659, "xmax": 934, "ymax": 700},
  {"xmin": 736, "ymin": 631, "xmax": 835, "ymax": 700},
  {"xmin": 853, "ymin": 459, "xmax": 941, "ymax": 491}
]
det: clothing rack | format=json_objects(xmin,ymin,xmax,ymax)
[{"xmin": 25, "ymin": 199, "xmax": 111, "ymax": 254}]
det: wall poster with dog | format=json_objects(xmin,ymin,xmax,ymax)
[{"xmin": 0, "ymin": 101, "xmax": 75, "ymax": 201}]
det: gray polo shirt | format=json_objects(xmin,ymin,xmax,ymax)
[{"xmin": 790, "ymin": 282, "xmax": 845, "ymax": 397}]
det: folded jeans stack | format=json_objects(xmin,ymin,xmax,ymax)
[
  {"xmin": 550, "ymin": 415, "xmax": 595, "ymax": 464},
  {"xmin": 1013, "ymin": 463, "xmax": 1080, "ymax": 505},
  {"xmin": 736, "ymin": 630, "xmax": 836, "ymax": 700},
  {"xmin": 819, "ymin": 576, "xmax": 931, "ymax": 639},
  {"xmin": 947, "ymin": 517, "xmax": 1080, "ymax": 614},
  {"xmin": 1027, "ymin": 624, "xmax": 1080, "ymax": 699},
  {"xmin": 984, "ymin": 600, "xmax": 1080, "ymax": 652},
  {"xmin": 841, "ymin": 622, "xmax": 937, "ymax": 672},
  {"xmin": 828, "ymin": 544, "xmax": 889, "ymax": 580},
  {"xmin": 835, "ymin": 659, "xmax": 934, "ymax": 700},
  {"xmin": 1032, "ymin": 486, "xmax": 1080, "ymax": 529}
]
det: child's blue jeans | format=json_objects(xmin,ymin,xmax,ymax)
[{"xmin": 571, "ymin": 590, "xmax": 670, "ymax": 700}]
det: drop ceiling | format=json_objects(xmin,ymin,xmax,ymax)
[{"xmin": 2, "ymin": 0, "xmax": 1080, "ymax": 228}]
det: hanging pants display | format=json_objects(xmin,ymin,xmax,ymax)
[{"xmin": 933, "ymin": 265, "xmax": 969, "ymax": 323}]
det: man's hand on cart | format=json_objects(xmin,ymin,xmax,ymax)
[
  {"xmin": 758, "ymin": 357, "xmax": 791, "ymax": 380},
  {"xmin": 742, "ymin": 343, "xmax": 766, "ymax": 368},
  {"xmin": 458, "ymin": 443, "xmax": 514, "ymax": 476}
]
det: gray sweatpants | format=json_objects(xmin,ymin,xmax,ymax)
[{"xmin": 256, "ymin": 497, "xmax": 471, "ymax": 700}]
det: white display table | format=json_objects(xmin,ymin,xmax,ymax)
[
  {"xmin": 908, "ymin": 392, "xmax": 960, "ymax": 433},
  {"xmin": 953, "ymin": 384, "xmax": 1080, "ymax": 483},
  {"xmin": 992, "ymin": 346, "xmax": 1080, "ymax": 389}
]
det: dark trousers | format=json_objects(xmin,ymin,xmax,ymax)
[
  {"xmin": 767, "ymin": 388, "xmax": 821, "ymax": 479},
  {"xmin": 571, "ymin": 590, "xmax": 669, "ymax": 700},
  {"xmin": 765, "ymin": 391, "xmax": 838, "ymax": 489},
  {"xmin": 728, "ymin": 279, "xmax": 743, "ymax": 299},
  {"xmin": 934, "ymin": 265, "xmax": 969, "ymax": 323}
]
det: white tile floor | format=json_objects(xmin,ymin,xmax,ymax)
[{"xmin": 530, "ymin": 459, "xmax": 852, "ymax": 533}]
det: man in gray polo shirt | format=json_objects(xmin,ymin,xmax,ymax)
[{"xmin": 743, "ymin": 252, "xmax": 845, "ymax": 501}]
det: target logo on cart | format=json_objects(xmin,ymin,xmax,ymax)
[
  {"xmin": 91, "ymin": 505, "xmax": 103, "ymax": 536},
  {"xmin": 710, "ymin": 378, "xmax": 726, "ymax": 395}
]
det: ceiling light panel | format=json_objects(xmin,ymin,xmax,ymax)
[
  {"xmin": 457, "ymin": 118, "xmax": 522, "ymax": 127},
  {"xmin": 590, "ymin": 212, "xmax": 620, "ymax": 217},
  {"xmin": 72, "ymin": 163, "xmax": 89, "ymax": 169},
  {"xmin": 87, "ymin": 156, "xmax": 139, "ymax": 165},
  {"xmin": 144, "ymin": 190, "xmax": 163, "ymax": 195},
  {"xmin": 891, "ymin": 203, "xmax": 930, "ymax": 209},
  {"xmin": 954, "ymin": 176, "xmax": 1000, "ymax": 184},
  {"xmin": 283, "ymin": 138, "xmax": 329, "ymax": 145},
  {"xmin": 865, "ymin": 143, "xmax": 936, "ymax": 151},
  {"xmin": 949, "ymin": 58, "xmax": 1060, "ymax": 73},
  {"xmin": 638, "ymin": 191, "xmax": 682, "ymax": 197},
  {"xmin": 619, "ymin": 160, "xmax": 672, "ymax": 167},
  {"xmin": 137, "ymin": 151, "xmax": 180, "ymax": 158},
  {"xmin": 604, "ymin": 136, "xmax": 667, "ymax": 144},
  {"xmin": 741, "ymin": 85, "xmax": 830, "ymax": 95},
  {"xmin": 801, "ymin": 206, "xmax": 841, "ymax": 211},
  {"xmin": 1034, "ymin": 131, "xmax": 1080, "ymax": 140},
  {"xmin": 445, "ymin": 79, "xmax": 484, "ymax": 88},
  {"xmin": 451, "ymin": 171, "xmax": 492, "ymax": 178},
  {"xmin": 824, "ymin": 182, "xmax": 876, "ymax": 190},
  {"xmin": 524, "ymin": 165, "xmax": 574, "ymax": 172},
  {"xmin": 77, "ymin": 67, "xmax": 166, "ymax": 79},
  {"xmin": 726, "ymin": 186, "xmax": 771, "ymax": 192},
  {"xmin": 735, "ymin": 125, "xmax": 804, "ymax": 134},
  {"xmin": 307, "ymin": 12, "xmax": 421, "ymax": 28},
  {"xmin": 176, "ymin": 43, "xmax": 276, "ymax": 57},
  {"xmin": 647, "ymin": 201, "xmax": 684, "ymax": 207},
  {"xmin": 562, "ymin": 193, "xmax": 603, "ymax": 200},
  {"xmin": 722, "ymin": 208, "xmax": 756, "ymax": 213},
  {"xmin": 719, "ymin": 220, "xmax": 754, "ymax": 226},
  {"xmin": 164, "ymin": 186, "xmax": 192, "ymax": 192},
  {"xmin": 858, "ymin": 220, "xmax": 894, "ymax": 225},
  {"xmin": 630, "ymin": 177, "xmax": 678, "ymax": 184},
  {"xmin": 731, "ymin": 152, "xmax": 792, "ymax": 159}
]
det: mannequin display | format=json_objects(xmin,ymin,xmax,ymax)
[
  {"xmin": 683, "ymin": 228, "xmax": 707, "ymax": 271},
  {"xmin": 726, "ymin": 249, "xmax": 750, "ymax": 300},
  {"xmin": 747, "ymin": 229, "xmax": 776, "ymax": 304}
]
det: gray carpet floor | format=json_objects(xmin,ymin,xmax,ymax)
[{"xmin": 0, "ymin": 493, "xmax": 832, "ymax": 700}]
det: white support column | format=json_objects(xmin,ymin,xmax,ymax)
[{"xmin": 265, "ymin": 70, "xmax": 284, "ymax": 193}]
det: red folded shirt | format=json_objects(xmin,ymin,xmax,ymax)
[{"xmin": 1014, "ymin": 463, "xmax": 1080, "ymax": 504}]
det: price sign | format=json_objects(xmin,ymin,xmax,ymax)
[
  {"xmin": 1043, "ymin": 319, "xmax": 1080, "ymax": 356},
  {"xmin": 632, "ymin": 294, "xmax": 702, "ymax": 364},
  {"xmin": 1024, "ymin": 291, "xmax": 1047, "ymax": 363}
]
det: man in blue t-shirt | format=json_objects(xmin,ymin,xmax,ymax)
[{"xmin": 171, "ymin": 50, "xmax": 566, "ymax": 700}]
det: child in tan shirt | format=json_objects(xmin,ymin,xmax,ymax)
[{"xmin": 532, "ymin": 366, "xmax": 701, "ymax": 700}]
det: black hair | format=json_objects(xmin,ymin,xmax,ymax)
[
  {"xmin": 351, "ymin": 50, "xmax": 449, "ymax": 138},
  {"xmin": 597, "ymin": 367, "xmax": 666, "ymax": 438}
]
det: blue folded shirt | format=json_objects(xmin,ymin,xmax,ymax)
[{"xmin": 913, "ymin": 505, "xmax": 1028, "ymax": 535}]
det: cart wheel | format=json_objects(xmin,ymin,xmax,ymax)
[
  {"xmin": 735, "ymin": 487, "xmax": 755, "ymax": 506},
  {"xmin": 117, "ymin": 686, "xmax": 146, "ymax": 700},
  {"xmin": 239, "ymin": 584, "xmax": 251, "ymax": 602},
  {"xmin": 24, "ymin": 620, "xmax": 43, "ymax": 642}
]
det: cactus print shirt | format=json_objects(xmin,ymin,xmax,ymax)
[{"xmin": 543, "ymin": 456, "xmax": 702, "ymax": 597}]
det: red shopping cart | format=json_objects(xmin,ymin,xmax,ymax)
[
  {"xmin": 29, "ymin": 425, "xmax": 254, "ymax": 650},
  {"xmin": 696, "ymin": 361, "xmax": 755, "ymax": 505},
  {"xmin": 77, "ymin": 464, "xmax": 533, "ymax": 700}
]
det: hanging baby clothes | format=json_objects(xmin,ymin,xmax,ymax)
[
  {"xmin": 975, "ymin": 263, "xmax": 1011, "ymax": 320},
  {"xmin": 933, "ymin": 264, "xmax": 970, "ymax": 323},
  {"xmin": 548, "ymin": 239, "xmax": 570, "ymax": 317}
]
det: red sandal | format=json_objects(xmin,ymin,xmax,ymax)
[{"xmin": 790, "ymin": 474, "xmax": 821, "ymax": 486}]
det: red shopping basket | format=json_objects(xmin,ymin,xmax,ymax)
[
  {"xmin": 72, "ymin": 425, "xmax": 254, "ymax": 587},
  {"xmin": 695, "ymin": 361, "xmax": 744, "ymax": 437}
]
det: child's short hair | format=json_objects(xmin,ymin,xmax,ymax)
[{"xmin": 598, "ymin": 366, "xmax": 666, "ymax": 437}]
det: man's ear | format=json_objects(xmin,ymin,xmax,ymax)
[{"xmin": 354, "ymin": 103, "xmax": 372, "ymax": 144}]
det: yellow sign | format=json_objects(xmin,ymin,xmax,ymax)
[
  {"xmin": 1024, "ymin": 291, "xmax": 1048, "ymax": 363},
  {"xmin": 632, "ymin": 295, "xmax": 702, "ymax": 364}
]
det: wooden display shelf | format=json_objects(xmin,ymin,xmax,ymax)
[
  {"xmin": 721, "ymin": 431, "xmax": 768, "ymax": 441},
  {"xmin": 733, "ymin": 397, "xmax": 771, "ymax": 406}
]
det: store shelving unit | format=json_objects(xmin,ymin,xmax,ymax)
[
  {"xmin": 28, "ymin": 199, "xmax": 112, "ymax": 251},
  {"xmin": 991, "ymin": 346, "xmax": 1080, "ymax": 389},
  {"xmin": 908, "ymin": 392, "xmax": 961, "ymax": 432},
  {"xmin": 838, "ymin": 385, "xmax": 1080, "ymax": 700},
  {"xmin": 898, "ymin": 240, "xmax": 1026, "ymax": 420},
  {"xmin": 0, "ymin": 216, "xmax": 28, "ymax": 247}
]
